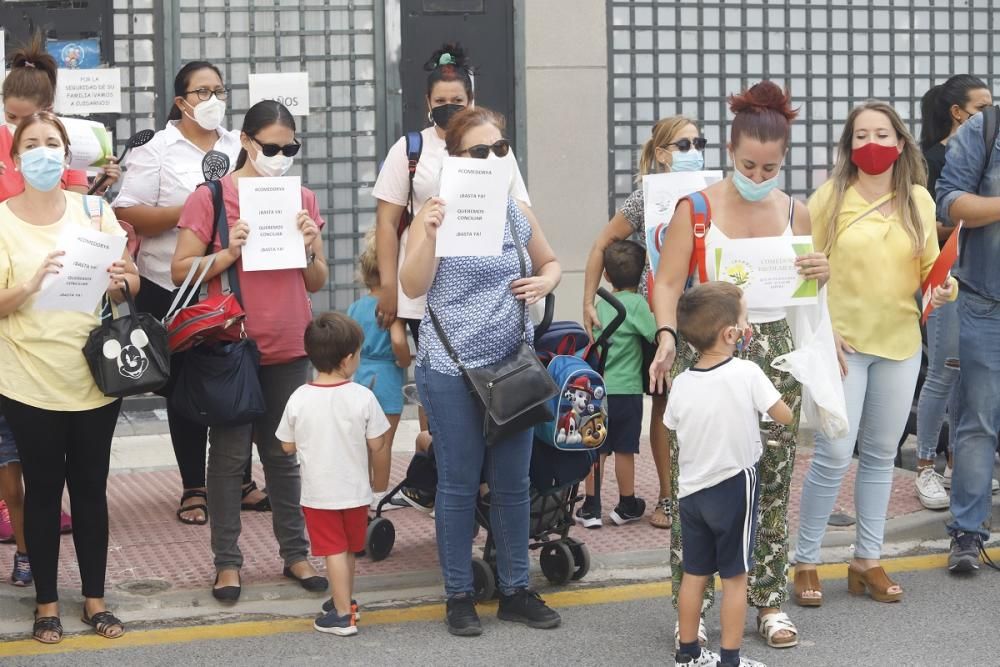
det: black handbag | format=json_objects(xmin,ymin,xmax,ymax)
[
  {"xmin": 428, "ymin": 216, "xmax": 559, "ymax": 446},
  {"xmin": 167, "ymin": 181, "xmax": 266, "ymax": 427},
  {"xmin": 169, "ymin": 337, "xmax": 266, "ymax": 427},
  {"xmin": 83, "ymin": 280, "xmax": 170, "ymax": 398}
]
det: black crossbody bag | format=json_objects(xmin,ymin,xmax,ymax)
[{"xmin": 428, "ymin": 217, "xmax": 559, "ymax": 446}]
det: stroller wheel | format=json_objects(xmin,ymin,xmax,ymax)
[
  {"xmin": 365, "ymin": 517, "xmax": 395, "ymax": 562},
  {"xmin": 471, "ymin": 557, "xmax": 496, "ymax": 601},
  {"xmin": 564, "ymin": 537, "xmax": 591, "ymax": 581},
  {"xmin": 539, "ymin": 541, "xmax": 574, "ymax": 586}
]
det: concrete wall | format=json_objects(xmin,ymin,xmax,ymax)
[{"xmin": 523, "ymin": 1, "xmax": 608, "ymax": 324}]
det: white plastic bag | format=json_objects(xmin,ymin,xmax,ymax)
[{"xmin": 772, "ymin": 288, "xmax": 849, "ymax": 439}]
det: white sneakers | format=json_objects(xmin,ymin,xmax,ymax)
[{"xmin": 915, "ymin": 467, "xmax": 949, "ymax": 510}]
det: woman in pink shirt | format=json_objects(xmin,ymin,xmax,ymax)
[{"xmin": 172, "ymin": 101, "xmax": 328, "ymax": 601}]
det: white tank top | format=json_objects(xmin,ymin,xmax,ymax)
[{"xmin": 703, "ymin": 195, "xmax": 795, "ymax": 324}]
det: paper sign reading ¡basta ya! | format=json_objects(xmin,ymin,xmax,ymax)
[{"xmin": 714, "ymin": 236, "xmax": 818, "ymax": 308}]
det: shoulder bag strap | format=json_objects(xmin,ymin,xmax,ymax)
[
  {"xmin": 203, "ymin": 179, "xmax": 245, "ymax": 307},
  {"xmin": 982, "ymin": 105, "xmax": 1000, "ymax": 180},
  {"xmin": 833, "ymin": 195, "xmax": 893, "ymax": 244}
]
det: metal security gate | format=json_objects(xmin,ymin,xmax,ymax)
[
  {"xmin": 107, "ymin": 0, "xmax": 382, "ymax": 313},
  {"xmin": 607, "ymin": 0, "xmax": 1000, "ymax": 214}
]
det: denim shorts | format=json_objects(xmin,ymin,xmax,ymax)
[{"xmin": 0, "ymin": 415, "xmax": 19, "ymax": 467}]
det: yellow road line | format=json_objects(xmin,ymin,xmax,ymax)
[{"xmin": 2, "ymin": 547, "xmax": 996, "ymax": 658}]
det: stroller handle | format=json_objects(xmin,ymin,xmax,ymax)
[
  {"xmin": 594, "ymin": 287, "xmax": 627, "ymax": 349},
  {"xmin": 534, "ymin": 293, "xmax": 556, "ymax": 339}
]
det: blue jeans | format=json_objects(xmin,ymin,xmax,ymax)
[
  {"xmin": 916, "ymin": 301, "xmax": 960, "ymax": 460},
  {"xmin": 948, "ymin": 290, "xmax": 1000, "ymax": 540},
  {"xmin": 416, "ymin": 365, "xmax": 532, "ymax": 597},
  {"xmin": 796, "ymin": 350, "xmax": 920, "ymax": 563}
]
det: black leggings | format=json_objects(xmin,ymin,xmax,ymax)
[
  {"xmin": 137, "ymin": 276, "xmax": 252, "ymax": 490},
  {"xmin": 1, "ymin": 396, "xmax": 121, "ymax": 604}
]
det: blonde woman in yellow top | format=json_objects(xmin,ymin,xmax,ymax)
[{"xmin": 794, "ymin": 101, "xmax": 954, "ymax": 607}]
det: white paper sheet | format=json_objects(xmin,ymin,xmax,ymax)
[
  {"xmin": 713, "ymin": 235, "xmax": 818, "ymax": 308},
  {"xmin": 55, "ymin": 68, "xmax": 122, "ymax": 115},
  {"xmin": 436, "ymin": 156, "xmax": 511, "ymax": 257},
  {"xmin": 238, "ymin": 176, "xmax": 306, "ymax": 271},
  {"xmin": 641, "ymin": 170, "xmax": 723, "ymax": 277},
  {"xmin": 35, "ymin": 225, "xmax": 126, "ymax": 313},
  {"xmin": 62, "ymin": 117, "xmax": 114, "ymax": 170}
]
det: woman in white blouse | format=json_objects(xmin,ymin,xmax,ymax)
[{"xmin": 113, "ymin": 61, "xmax": 266, "ymax": 525}]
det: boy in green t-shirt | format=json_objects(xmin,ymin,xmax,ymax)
[{"xmin": 576, "ymin": 240, "xmax": 657, "ymax": 528}]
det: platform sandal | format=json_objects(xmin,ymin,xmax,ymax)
[
  {"xmin": 793, "ymin": 568, "xmax": 823, "ymax": 607},
  {"xmin": 847, "ymin": 565, "xmax": 902, "ymax": 603},
  {"xmin": 32, "ymin": 612, "xmax": 63, "ymax": 644},
  {"xmin": 240, "ymin": 481, "xmax": 271, "ymax": 512},
  {"xmin": 176, "ymin": 489, "xmax": 208, "ymax": 525},
  {"xmin": 81, "ymin": 610, "xmax": 125, "ymax": 639}
]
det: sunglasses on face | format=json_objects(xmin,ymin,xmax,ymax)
[
  {"xmin": 252, "ymin": 136, "xmax": 301, "ymax": 157},
  {"xmin": 459, "ymin": 139, "xmax": 510, "ymax": 159},
  {"xmin": 667, "ymin": 137, "xmax": 708, "ymax": 152}
]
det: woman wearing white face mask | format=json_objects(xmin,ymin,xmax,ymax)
[
  {"xmin": 649, "ymin": 82, "xmax": 830, "ymax": 652},
  {"xmin": 113, "ymin": 62, "xmax": 267, "ymax": 527},
  {"xmin": 172, "ymin": 101, "xmax": 329, "ymax": 601}
]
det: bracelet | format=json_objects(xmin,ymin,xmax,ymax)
[{"xmin": 655, "ymin": 325, "xmax": 678, "ymax": 345}]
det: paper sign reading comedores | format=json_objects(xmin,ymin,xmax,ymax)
[
  {"xmin": 714, "ymin": 236, "xmax": 818, "ymax": 308},
  {"xmin": 238, "ymin": 176, "xmax": 306, "ymax": 271},
  {"xmin": 55, "ymin": 68, "xmax": 122, "ymax": 115},
  {"xmin": 35, "ymin": 226, "xmax": 126, "ymax": 313},
  {"xmin": 436, "ymin": 156, "xmax": 511, "ymax": 257}
]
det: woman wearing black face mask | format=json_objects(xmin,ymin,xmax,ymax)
[{"xmin": 369, "ymin": 43, "xmax": 530, "ymax": 506}]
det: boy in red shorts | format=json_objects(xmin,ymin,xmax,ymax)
[{"xmin": 278, "ymin": 312, "xmax": 389, "ymax": 636}]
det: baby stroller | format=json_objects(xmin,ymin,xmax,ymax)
[
  {"xmin": 470, "ymin": 287, "xmax": 625, "ymax": 598},
  {"xmin": 366, "ymin": 289, "xmax": 626, "ymax": 601}
]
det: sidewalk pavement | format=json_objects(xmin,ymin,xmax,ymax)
[{"xmin": 1, "ymin": 405, "xmax": 997, "ymax": 638}]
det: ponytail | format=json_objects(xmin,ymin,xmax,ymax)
[
  {"xmin": 919, "ymin": 75, "xmax": 989, "ymax": 150},
  {"xmin": 2, "ymin": 32, "xmax": 58, "ymax": 109},
  {"xmin": 636, "ymin": 115, "xmax": 697, "ymax": 179}
]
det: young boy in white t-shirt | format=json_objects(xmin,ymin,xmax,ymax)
[
  {"xmin": 277, "ymin": 312, "xmax": 389, "ymax": 636},
  {"xmin": 664, "ymin": 282, "xmax": 792, "ymax": 667}
]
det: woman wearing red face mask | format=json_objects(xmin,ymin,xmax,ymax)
[{"xmin": 794, "ymin": 101, "xmax": 955, "ymax": 607}]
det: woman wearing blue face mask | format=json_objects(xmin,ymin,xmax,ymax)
[
  {"xmin": 649, "ymin": 82, "xmax": 830, "ymax": 653},
  {"xmin": 582, "ymin": 115, "xmax": 706, "ymax": 532},
  {"xmin": 0, "ymin": 112, "xmax": 138, "ymax": 644}
]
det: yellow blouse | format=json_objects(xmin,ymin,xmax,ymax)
[{"xmin": 808, "ymin": 181, "xmax": 939, "ymax": 361}]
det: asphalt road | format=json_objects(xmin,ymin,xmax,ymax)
[{"xmin": 3, "ymin": 563, "xmax": 998, "ymax": 667}]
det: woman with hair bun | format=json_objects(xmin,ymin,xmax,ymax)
[
  {"xmin": 650, "ymin": 81, "xmax": 829, "ymax": 652},
  {"xmin": 0, "ymin": 33, "xmax": 121, "ymax": 198},
  {"xmin": 581, "ymin": 115, "xmax": 708, "ymax": 530}
]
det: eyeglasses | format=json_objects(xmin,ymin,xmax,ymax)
[
  {"xmin": 253, "ymin": 136, "xmax": 301, "ymax": 158},
  {"xmin": 667, "ymin": 137, "xmax": 708, "ymax": 152},
  {"xmin": 184, "ymin": 87, "xmax": 230, "ymax": 102},
  {"xmin": 459, "ymin": 139, "xmax": 510, "ymax": 159}
]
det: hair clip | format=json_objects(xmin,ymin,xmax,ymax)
[
  {"xmin": 24, "ymin": 61, "xmax": 36, "ymax": 68},
  {"xmin": 438, "ymin": 53, "xmax": 455, "ymax": 67}
]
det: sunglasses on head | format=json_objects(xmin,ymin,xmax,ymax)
[
  {"xmin": 667, "ymin": 137, "xmax": 708, "ymax": 152},
  {"xmin": 459, "ymin": 139, "xmax": 510, "ymax": 159},
  {"xmin": 252, "ymin": 136, "xmax": 301, "ymax": 158}
]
